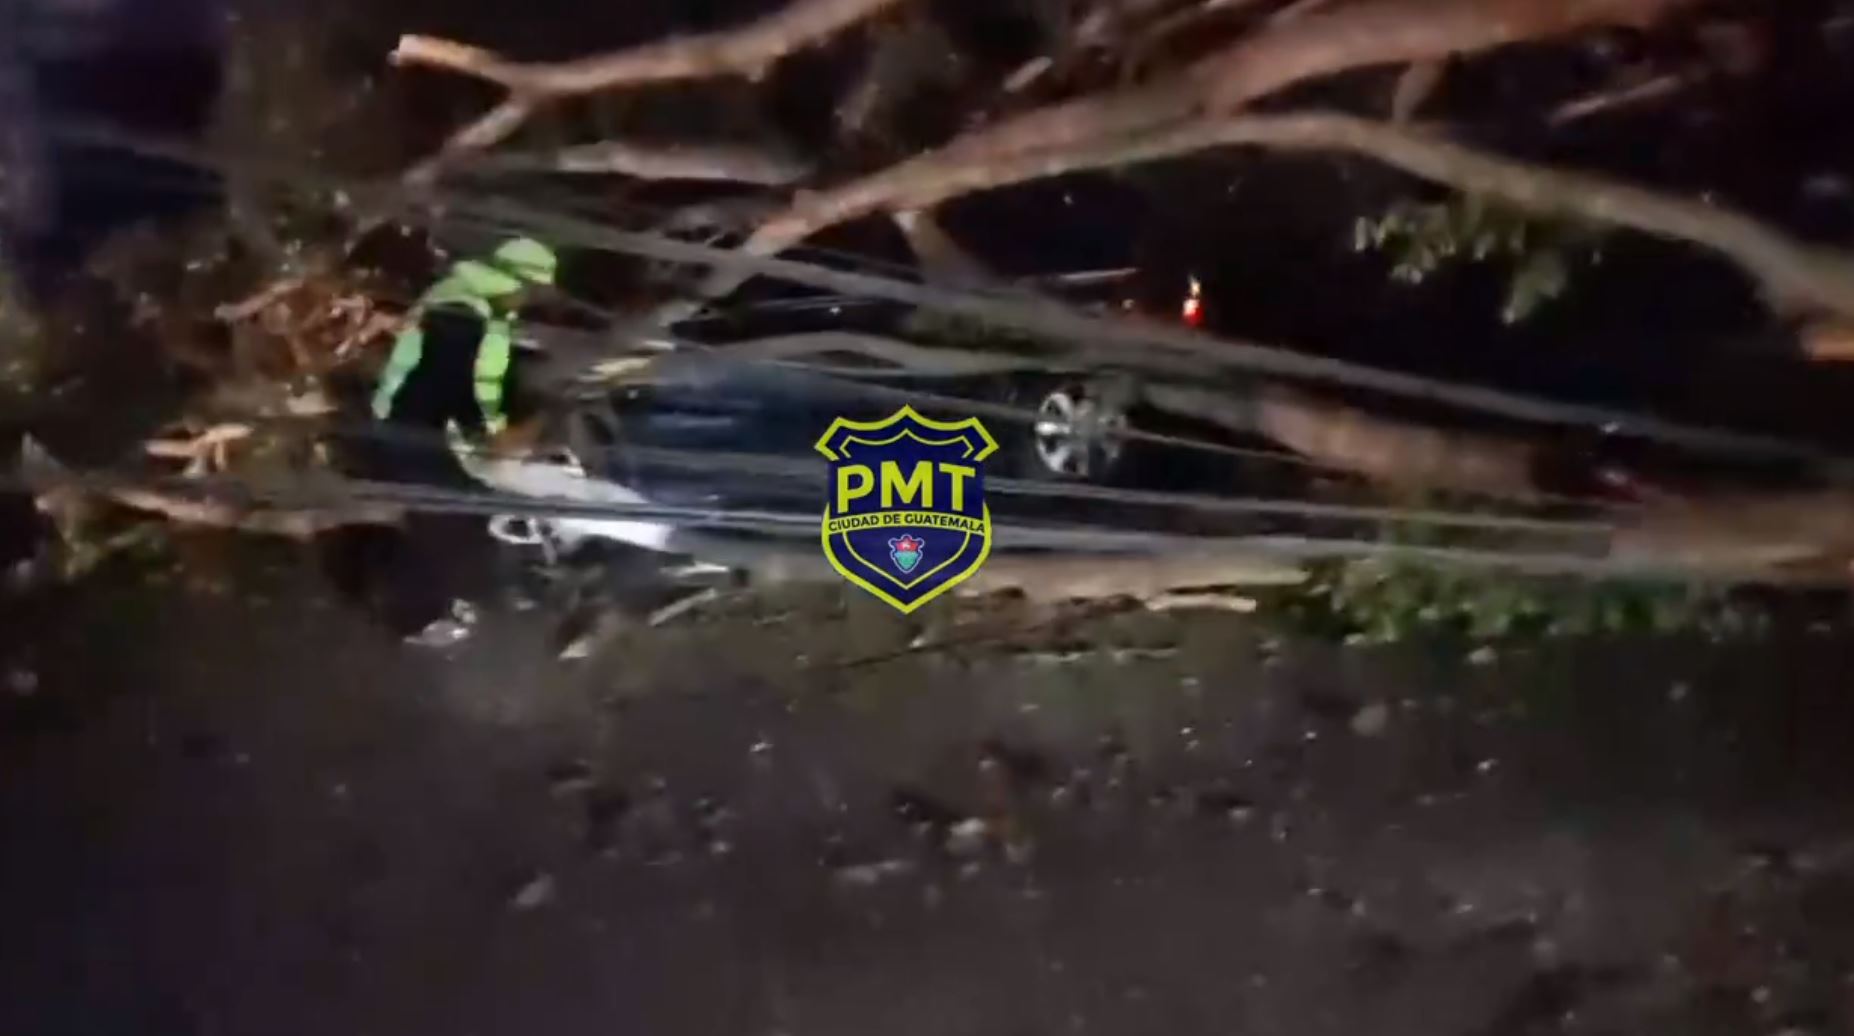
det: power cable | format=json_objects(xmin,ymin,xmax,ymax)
[{"xmin": 49, "ymin": 119, "xmax": 1849, "ymax": 478}]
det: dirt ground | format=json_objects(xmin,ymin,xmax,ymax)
[{"xmin": 4, "ymin": 541, "xmax": 1854, "ymax": 1036}]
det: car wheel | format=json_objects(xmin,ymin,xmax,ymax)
[{"xmin": 1025, "ymin": 379, "xmax": 1132, "ymax": 481}]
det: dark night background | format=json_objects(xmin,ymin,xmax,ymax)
[{"xmin": 10, "ymin": 1, "xmax": 1854, "ymax": 1034}]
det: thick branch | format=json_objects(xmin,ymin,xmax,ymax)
[
  {"xmin": 406, "ymin": 96, "xmax": 537, "ymax": 182},
  {"xmin": 1198, "ymin": 0, "xmax": 1684, "ymax": 112},
  {"xmin": 1123, "ymin": 0, "xmax": 1272, "ymax": 83},
  {"xmin": 695, "ymin": 0, "xmax": 1687, "ymax": 300},
  {"xmin": 1145, "ymin": 383, "xmax": 1541, "ymax": 497},
  {"xmin": 891, "ymin": 210, "xmax": 997, "ymax": 286},
  {"xmin": 469, "ymin": 139, "xmax": 811, "ymax": 184},
  {"xmin": 393, "ymin": 0, "xmax": 906, "ymax": 172},
  {"xmin": 1069, "ymin": 113, "xmax": 1854, "ymax": 321},
  {"xmin": 717, "ymin": 106, "xmax": 1854, "ymax": 323},
  {"xmin": 394, "ymin": 0, "xmax": 906, "ymax": 96},
  {"xmin": 1252, "ymin": 387, "xmax": 1540, "ymax": 498},
  {"xmin": 1389, "ymin": 59, "xmax": 1444, "ymax": 122},
  {"xmin": 986, "ymin": 0, "xmax": 1684, "ymax": 178}
]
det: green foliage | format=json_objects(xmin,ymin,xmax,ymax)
[
  {"xmin": 1266, "ymin": 557, "xmax": 1767, "ymax": 647},
  {"xmin": 1354, "ymin": 196, "xmax": 1603, "ymax": 324}
]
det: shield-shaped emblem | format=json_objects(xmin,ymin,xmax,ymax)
[{"xmin": 815, "ymin": 406, "xmax": 999, "ymax": 613}]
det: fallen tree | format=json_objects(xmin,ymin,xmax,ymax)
[{"xmin": 385, "ymin": 0, "xmax": 1854, "ymax": 325}]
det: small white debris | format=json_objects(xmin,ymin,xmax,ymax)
[
  {"xmin": 946, "ymin": 818, "xmax": 990, "ymax": 859},
  {"xmin": 6, "ymin": 666, "xmax": 38, "ymax": 697},
  {"xmin": 1004, "ymin": 836, "xmax": 1035, "ymax": 866},
  {"xmin": 1669, "ymin": 681, "xmax": 1691, "ymax": 703},
  {"xmin": 509, "ymin": 873, "xmax": 557, "ymax": 911},
  {"xmin": 649, "ymin": 587, "xmax": 722, "ymax": 627},
  {"xmin": 1466, "ymin": 645, "xmax": 1498, "ymax": 666},
  {"xmin": 834, "ymin": 859, "xmax": 915, "ymax": 887},
  {"xmin": 557, "ymin": 635, "xmax": 596, "ymax": 661},
  {"xmin": 1146, "ymin": 592, "xmax": 1257, "ymax": 614},
  {"xmin": 547, "ymin": 761, "xmax": 597, "ymax": 798},
  {"xmin": 1350, "ymin": 702, "xmax": 1391, "ymax": 737},
  {"xmin": 406, "ymin": 600, "xmax": 478, "ymax": 649}
]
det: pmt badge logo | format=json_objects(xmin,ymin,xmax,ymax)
[{"xmin": 814, "ymin": 406, "xmax": 1000, "ymax": 613}]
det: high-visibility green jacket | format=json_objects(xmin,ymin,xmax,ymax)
[{"xmin": 371, "ymin": 262, "xmax": 519, "ymax": 436}]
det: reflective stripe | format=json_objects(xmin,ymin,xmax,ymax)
[
  {"xmin": 473, "ymin": 318, "xmax": 513, "ymax": 435},
  {"xmin": 371, "ymin": 324, "xmax": 424, "ymax": 419},
  {"xmin": 371, "ymin": 289, "xmax": 495, "ymax": 420}
]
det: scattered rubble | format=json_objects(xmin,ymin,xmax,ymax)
[
  {"xmin": 405, "ymin": 600, "xmax": 478, "ymax": 650},
  {"xmin": 507, "ymin": 872, "xmax": 557, "ymax": 911},
  {"xmin": 1350, "ymin": 701, "xmax": 1392, "ymax": 737}
]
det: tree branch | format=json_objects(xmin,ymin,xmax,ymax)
[
  {"xmin": 689, "ymin": 0, "xmax": 1688, "ymax": 302},
  {"xmin": 891, "ymin": 209, "xmax": 997, "ymax": 286},
  {"xmin": 1389, "ymin": 58, "xmax": 1445, "ymax": 122},
  {"xmin": 1122, "ymin": 0, "xmax": 1272, "ymax": 84},
  {"xmin": 1074, "ymin": 113, "xmax": 1854, "ymax": 321},
  {"xmin": 405, "ymin": 96, "xmax": 538, "ymax": 183},
  {"xmin": 393, "ymin": 0, "xmax": 908, "ymax": 175},
  {"xmin": 468, "ymin": 139, "xmax": 811, "ymax": 184},
  {"xmin": 1252, "ymin": 387, "xmax": 1541, "ymax": 498},
  {"xmin": 1548, "ymin": 70, "xmax": 1693, "ymax": 125},
  {"xmin": 998, "ymin": 0, "xmax": 1684, "ymax": 171},
  {"xmin": 393, "ymin": 0, "xmax": 907, "ymax": 95},
  {"xmin": 706, "ymin": 105, "xmax": 1854, "ymax": 324}
]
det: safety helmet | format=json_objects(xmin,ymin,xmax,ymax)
[
  {"xmin": 446, "ymin": 237, "xmax": 559, "ymax": 301},
  {"xmin": 492, "ymin": 237, "xmax": 558, "ymax": 287}
]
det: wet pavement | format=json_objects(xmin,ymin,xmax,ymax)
[{"xmin": 4, "ymin": 546, "xmax": 1854, "ymax": 1036}]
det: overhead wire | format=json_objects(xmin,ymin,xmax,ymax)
[
  {"xmin": 68, "ymin": 159, "xmax": 1550, "ymax": 513},
  {"xmin": 306, "ymin": 413, "xmax": 1620, "ymax": 538},
  {"xmin": 25, "ymin": 460, "xmax": 1801, "ymax": 584},
  {"xmin": 34, "ymin": 120, "xmax": 1663, "ymax": 534},
  {"xmin": 28, "ymin": 119, "xmax": 1849, "ymax": 587},
  {"xmin": 62, "ymin": 192, "xmax": 1420, "ymax": 506},
  {"xmin": 444, "ymin": 194, "xmax": 1854, "ymax": 477},
  {"xmin": 52, "ymin": 119, "xmax": 1850, "ymax": 478}
]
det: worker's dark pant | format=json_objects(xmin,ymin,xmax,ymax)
[
  {"xmin": 327, "ymin": 424, "xmax": 490, "ymax": 636},
  {"xmin": 327, "ymin": 307, "xmax": 517, "ymax": 637}
]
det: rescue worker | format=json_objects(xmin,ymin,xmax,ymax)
[
  {"xmin": 371, "ymin": 236, "xmax": 559, "ymax": 460},
  {"xmin": 336, "ymin": 237, "xmax": 561, "ymax": 643}
]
